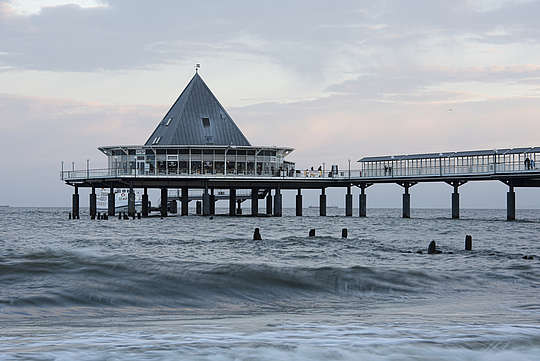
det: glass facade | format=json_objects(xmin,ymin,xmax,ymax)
[{"xmin": 104, "ymin": 146, "xmax": 294, "ymax": 177}]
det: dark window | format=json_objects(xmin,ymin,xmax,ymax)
[{"xmin": 202, "ymin": 117, "xmax": 210, "ymax": 128}]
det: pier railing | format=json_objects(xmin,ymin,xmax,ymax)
[{"xmin": 61, "ymin": 160, "xmax": 539, "ymax": 182}]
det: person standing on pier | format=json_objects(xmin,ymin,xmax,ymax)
[{"xmin": 525, "ymin": 157, "xmax": 531, "ymax": 170}]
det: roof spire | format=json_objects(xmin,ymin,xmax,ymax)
[{"xmin": 195, "ymin": 63, "xmax": 200, "ymax": 73}]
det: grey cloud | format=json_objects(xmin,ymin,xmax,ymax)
[{"xmin": 2, "ymin": 0, "xmax": 539, "ymax": 74}]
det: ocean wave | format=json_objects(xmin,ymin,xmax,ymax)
[{"xmin": 0, "ymin": 249, "xmax": 446, "ymax": 309}]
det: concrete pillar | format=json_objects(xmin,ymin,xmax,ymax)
[
  {"xmin": 142, "ymin": 188, "xmax": 149, "ymax": 217},
  {"xmin": 72, "ymin": 186, "xmax": 79, "ymax": 219},
  {"xmin": 229, "ymin": 188, "xmax": 237, "ymax": 216},
  {"xmin": 266, "ymin": 190, "xmax": 273, "ymax": 215},
  {"xmin": 128, "ymin": 188, "xmax": 135, "ymax": 217},
  {"xmin": 507, "ymin": 185, "xmax": 515, "ymax": 221},
  {"xmin": 320, "ymin": 188, "xmax": 327, "ymax": 216},
  {"xmin": 209, "ymin": 188, "xmax": 215, "ymax": 215},
  {"xmin": 181, "ymin": 187, "xmax": 188, "ymax": 216},
  {"xmin": 296, "ymin": 189, "xmax": 302, "ymax": 216},
  {"xmin": 196, "ymin": 201, "xmax": 202, "ymax": 215},
  {"xmin": 359, "ymin": 186, "xmax": 367, "ymax": 217},
  {"xmin": 89, "ymin": 187, "xmax": 96, "ymax": 219},
  {"xmin": 345, "ymin": 186, "xmax": 352, "ymax": 217},
  {"xmin": 251, "ymin": 188, "xmax": 258, "ymax": 216},
  {"xmin": 402, "ymin": 185, "xmax": 410, "ymax": 218},
  {"xmin": 236, "ymin": 200, "xmax": 242, "ymax": 215},
  {"xmin": 202, "ymin": 188, "xmax": 210, "ymax": 216},
  {"xmin": 160, "ymin": 187, "xmax": 168, "ymax": 217},
  {"xmin": 452, "ymin": 186, "xmax": 459, "ymax": 219},
  {"xmin": 108, "ymin": 187, "xmax": 115, "ymax": 216},
  {"xmin": 273, "ymin": 188, "xmax": 282, "ymax": 217}
]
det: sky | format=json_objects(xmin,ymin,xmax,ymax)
[{"xmin": 1, "ymin": 0, "xmax": 540, "ymax": 208}]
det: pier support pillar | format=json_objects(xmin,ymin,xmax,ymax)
[
  {"xmin": 507, "ymin": 186, "xmax": 516, "ymax": 221},
  {"xmin": 320, "ymin": 188, "xmax": 327, "ymax": 216},
  {"xmin": 345, "ymin": 186, "xmax": 353, "ymax": 217},
  {"xmin": 273, "ymin": 188, "xmax": 282, "ymax": 217},
  {"xmin": 128, "ymin": 188, "xmax": 135, "ymax": 217},
  {"xmin": 108, "ymin": 187, "xmax": 115, "ymax": 217},
  {"xmin": 402, "ymin": 185, "xmax": 411, "ymax": 219},
  {"xmin": 202, "ymin": 188, "xmax": 210, "ymax": 216},
  {"xmin": 160, "ymin": 187, "xmax": 168, "ymax": 217},
  {"xmin": 72, "ymin": 186, "xmax": 79, "ymax": 219},
  {"xmin": 89, "ymin": 187, "xmax": 96, "ymax": 219},
  {"xmin": 142, "ymin": 188, "xmax": 149, "ymax": 217},
  {"xmin": 229, "ymin": 188, "xmax": 237, "ymax": 216},
  {"xmin": 452, "ymin": 187, "xmax": 460, "ymax": 219},
  {"xmin": 181, "ymin": 187, "xmax": 188, "ymax": 216},
  {"xmin": 359, "ymin": 186, "xmax": 367, "ymax": 217},
  {"xmin": 209, "ymin": 189, "xmax": 216, "ymax": 215},
  {"xmin": 296, "ymin": 189, "xmax": 302, "ymax": 216},
  {"xmin": 237, "ymin": 200, "xmax": 242, "ymax": 215},
  {"xmin": 251, "ymin": 188, "xmax": 258, "ymax": 216},
  {"xmin": 266, "ymin": 190, "xmax": 273, "ymax": 215}
]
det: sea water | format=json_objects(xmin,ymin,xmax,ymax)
[{"xmin": 1, "ymin": 207, "xmax": 539, "ymax": 360}]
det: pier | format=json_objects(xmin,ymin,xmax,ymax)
[{"xmin": 61, "ymin": 70, "xmax": 540, "ymax": 220}]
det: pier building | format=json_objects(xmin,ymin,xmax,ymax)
[{"xmin": 62, "ymin": 70, "xmax": 540, "ymax": 220}]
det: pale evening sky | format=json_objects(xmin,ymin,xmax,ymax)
[{"xmin": 1, "ymin": 0, "xmax": 539, "ymax": 208}]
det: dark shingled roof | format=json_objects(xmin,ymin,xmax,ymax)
[{"xmin": 145, "ymin": 72, "xmax": 251, "ymax": 146}]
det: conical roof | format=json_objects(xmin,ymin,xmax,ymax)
[{"xmin": 145, "ymin": 72, "xmax": 251, "ymax": 146}]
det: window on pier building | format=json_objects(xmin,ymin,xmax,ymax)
[{"xmin": 202, "ymin": 117, "xmax": 210, "ymax": 128}]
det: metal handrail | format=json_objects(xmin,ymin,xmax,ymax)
[{"xmin": 61, "ymin": 161, "xmax": 540, "ymax": 182}]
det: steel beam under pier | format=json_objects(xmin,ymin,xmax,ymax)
[
  {"xmin": 273, "ymin": 188, "xmax": 282, "ymax": 217},
  {"xmin": 181, "ymin": 187, "xmax": 188, "ymax": 216},
  {"xmin": 160, "ymin": 188, "xmax": 168, "ymax": 217},
  {"xmin": 296, "ymin": 189, "xmax": 302, "ymax": 216},
  {"xmin": 266, "ymin": 190, "xmax": 273, "ymax": 215},
  {"xmin": 399, "ymin": 182, "xmax": 415, "ymax": 219},
  {"xmin": 320, "ymin": 188, "xmax": 327, "ymax": 216},
  {"xmin": 128, "ymin": 188, "xmax": 135, "ymax": 217},
  {"xmin": 72, "ymin": 186, "xmax": 79, "ymax": 219},
  {"xmin": 507, "ymin": 185, "xmax": 516, "ymax": 221},
  {"xmin": 359, "ymin": 185, "xmax": 367, "ymax": 217},
  {"xmin": 345, "ymin": 186, "xmax": 352, "ymax": 217},
  {"xmin": 251, "ymin": 188, "xmax": 258, "ymax": 216},
  {"xmin": 89, "ymin": 187, "xmax": 96, "ymax": 219},
  {"xmin": 209, "ymin": 188, "xmax": 215, "ymax": 215},
  {"xmin": 108, "ymin": 187, "xmax": 115, "ymax": 216},
  {"xmin": 446, "ymin": 181, "xmax": 466, "ymax": 219},
  {"xmin": 202, "ymin": 187, "xmax": 210, "ymax": 216},
  {"xmin": 229, "ymin": 188, "xmax": 237, "ymax": 216},
  {"xmin": 142, "ymin": 188, "xmax": 149, "ymax": 217}
]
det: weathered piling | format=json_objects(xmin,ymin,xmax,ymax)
[
  {"xmin": 309, "ymin": 229, "xmax": 316, "ymax": 237},
  {"xmin": 69, "ymin": 212, "xmax": 72, "ymax": 220},
  {"xmin": 342, "ymin": 228, "xmax": 348, "ymax": 238},
  {"xmin": 427, "ymin": 240, "xmax": 441, "ymax": 254},
  {"xmin": 465, "ymin": 235, "xmax": 472, "ymax": 251},
  {"xmin": 196, "ymin": 201, "xmax": 202, "ymax": 215},
  {"xmin": 253, "ymin": 228, "xmax": 262, "ymax": 240}
]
